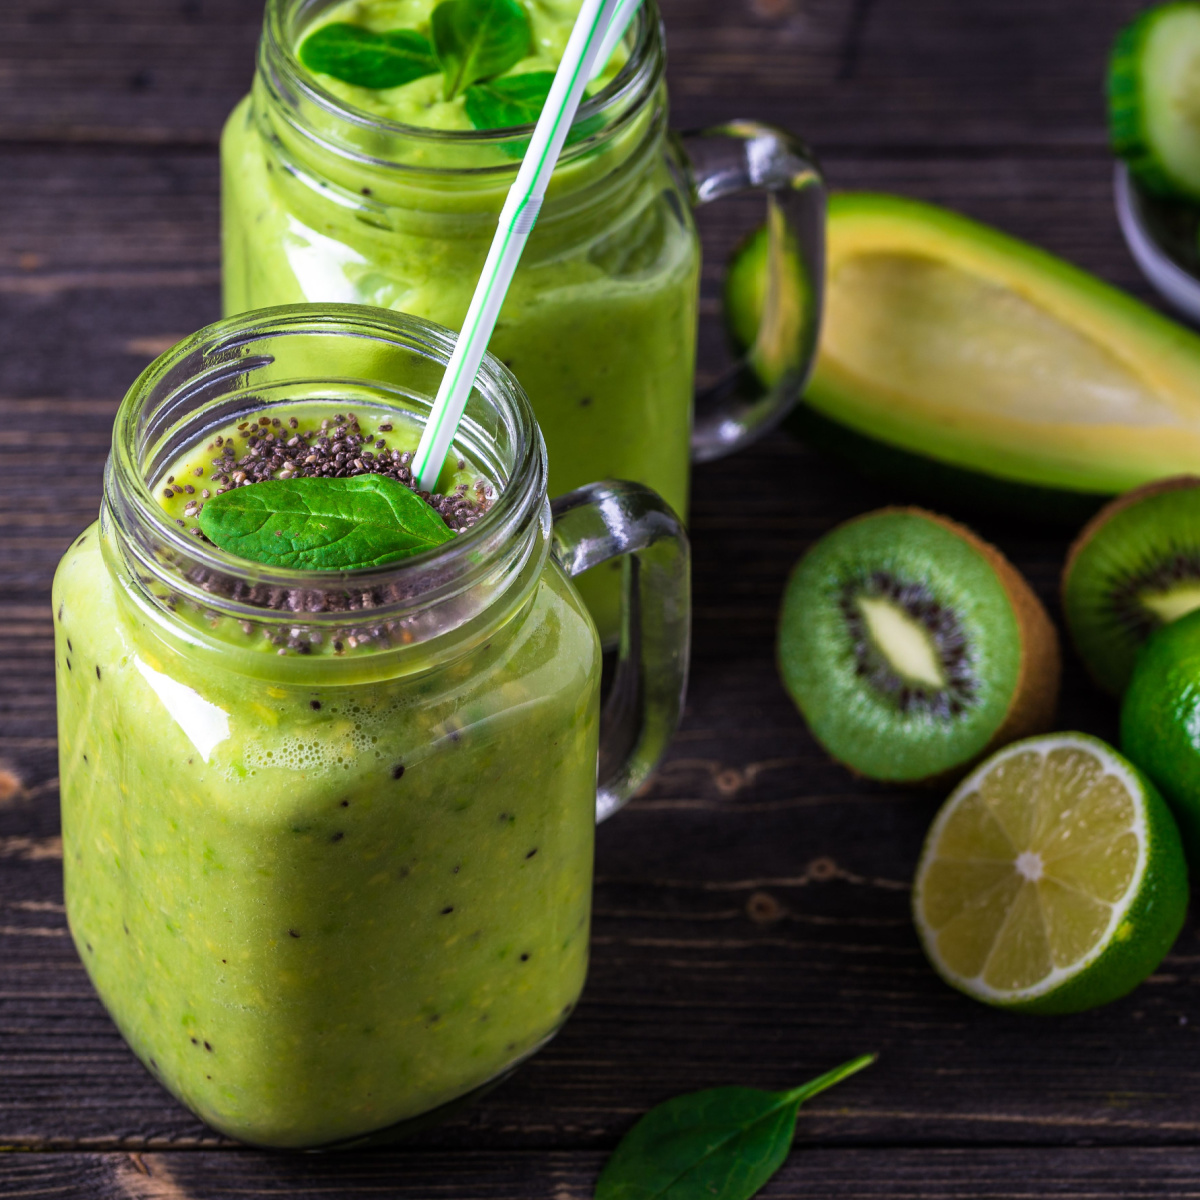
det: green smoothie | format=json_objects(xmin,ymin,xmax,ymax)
[
  {"xmin": 221, "ymin": 0, "xmax": 699, "ymax": 637},
  {"xmin": 55, "ymin": 399, "xmax": 600, "ymax": 1148}
]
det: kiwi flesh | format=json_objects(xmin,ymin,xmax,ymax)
[
  {"xmin": 778, "ymin": 507, "xmax": 1060, "ymax": 783},
  {"xmin": 1063, "ymin": 476, "xmax": 1200, "ymax": 696}
]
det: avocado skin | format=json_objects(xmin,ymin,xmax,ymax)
[{"xmin": 784, "ymin": 402, "xmax": 1110, "ymax": 527}]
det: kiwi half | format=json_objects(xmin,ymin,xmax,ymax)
[
  {"xmin": 778, "ymin": 507, "xmax": 1060, "ymax": 783},
  {"xmin": 1063, "ymin": 476, "xmax": 1200, "ymax": 696}
]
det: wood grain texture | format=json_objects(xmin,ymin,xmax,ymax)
[
  {"xmin": 0, "ymin": 0, "xmax": 1148, "ymax": 149},
  {"xmin": 10, "ymin": 1147, "xmax": 1200, "ymax": 1198},
  {"xmin": 4, "ymin": 0, "xmax": 1200, "ymax": 1190}
]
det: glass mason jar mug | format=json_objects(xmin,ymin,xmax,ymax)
[
  {"xmin": 222, "ymin": 0, "xmax": 824, "ymax": 634},
  {"xmin": 52, "ymin": 305, "xmax": 689, "ymax": 1150}
]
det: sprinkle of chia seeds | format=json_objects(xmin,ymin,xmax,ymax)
[
  {"xmin": 95, "ymin": 666, "xmax": 101, "ymax": 680},
  {"xmin": 193, "ymin": 467, "xmax": 204, "ymax": 476},
  {"xmin": 204, "ymin": 1041, "xmax": 213, "ymax": 1051},
  {"xmin": 167, "ymin": 475, "xmax": 175, "ymax": 484},
  {"xmin": 520, "ymin": 953, "xmax": 530, "ymax": 962},
  {"xmin": 525, "ymin": 848, "xmax": 537, "ymax": 859},
  {"xmin": 310, "ymin": 700, "xmax": 321, "ymax": 710},
  {"xmin": 441, "ymin": 906, "xmax": 454, "ymax": 915},
  {"xmin": 391, "ymin": 763, "xmax": 405, "ymax": 780},
  {"xmin": 163, "ymin": 488, "xmax": 173, "ymax": 499}
]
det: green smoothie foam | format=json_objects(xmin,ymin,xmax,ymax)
[
  {"xmin": 55, "ymin": 400, "xmax": 600, "ymax": 1147},
  {"xmin": 221, "ymin": 0, "xmax": 699, "ymax": 637}
]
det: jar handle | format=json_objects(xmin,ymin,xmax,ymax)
[
  {"xmin": 550, "ymin": 481, "xmax": 690, "ymax": 822},
  {"xmin": 671, "ymin": 121, "xmax": 827, "ymax": 462}
]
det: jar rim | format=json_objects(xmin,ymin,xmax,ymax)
[
  {"xmin": 104, "ymin": 304, "xmax": 549, "ymax": 633},
  {"xmin": 259, "ymin": 0, "xmax": 664, "ymax": 167}
]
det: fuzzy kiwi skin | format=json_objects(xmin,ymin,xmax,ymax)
[
  {"xmin": 1062, "ymin": 475, "xmax": 1200, "ymax": 697},
  {"xmin": 780, "ymin": 507, "xmax": 1061, "ymax": 787}
]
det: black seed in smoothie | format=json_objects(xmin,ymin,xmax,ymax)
[
  {"xmin": 75, "ymin": 535, "xmax": 85, "ymax": 548},
  {"xmin": 452, "ymin": 864, "xmax": 460, "ymax": 874},
  {"xmin": 361, "ymin": 187, "xmax": 372, "ymax": 196},
  {"xmin": 391, "ymin": 763, "xmax": 405, "ymax": 781},
  {"xmin": 309, "ymin": 700, "xmax": 321, "ymax": 710},
  {"xmin": 57, "ymin": 604, "xmax": 62, "ymax": 622},
  {"xmin": 579, "ymin": 396, "xmax": 592, "ymax": 407},
  {"xmin": 66, "ymin": 659, "xmax": 71, "ymax": 671},
  {"xmin": 191, "ymin": 1037, "xmax": 198, "ymax": 1045},
  {"xmin": 67, "ymin": 639, "xmax": 72, "ymax": 653},
  {"xmin": 95, "ymin": 666, "xmax": 101, "ymax": 681},
  {"xmin": 330, "ymin": 831, "xmax": 344, "ymax": 843},
  {"xmin": 82, "ymin": 754, "xmax": 87, "ymax": 763},
  {"xmin": 339, "ymin": 799, "xmax": 349, "ymax": 808},
  {"xmin": 289, "ymin": 929, "xmax": 301, "ymax": 938},
  {"xmin": 525, "ymin": 848, "xmax": 537, "ymax": 859},
  {"xmin": 441, "ymin": 906, "xmax": 454, "ymax": 915},
  {"xmin": 123, "ymin": 923, "xmax": 129, "ymax": 935},
  {"xmin": 519, "ymin": 953, "xmax": 530, "ymax": 962},
  {"xmin": 204, "ymin": 1041, "xmax": 213, "ymax": 1052},
  {"xmin": 86, "ymin": 942, "xmax": 93, "ymax": 953}
]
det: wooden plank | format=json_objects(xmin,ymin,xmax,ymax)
[
  {"xmin": 0, "ymin": 0, "xmax": 1146, "ymax": 151},
  {"xmin": 6, "ymin": 1147, "xmax": 1200, "ymax": 1198},
  {"xmin": 0, "ymin": 415, "xmax": 1190, "ymax": 1150}
]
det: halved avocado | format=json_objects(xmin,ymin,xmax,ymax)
[{"xmin": 727, "ymin": 193, "xmax": 1200, "ymax": 520}]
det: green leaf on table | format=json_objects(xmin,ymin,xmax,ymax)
[
  {"xmin": 594, "ymin": 1054, "xmax": 875, "ymax": 1200},
  {"xmin": 298, "ymin": 23, "xmax": 440, "ymax": 90},
  {"xmin": 432, "ymin": 0, "xmax": 531, "ymax": 100},
  {"xmin": 198, "ymin": 475, "xmax": 455, "ymax": 571}
]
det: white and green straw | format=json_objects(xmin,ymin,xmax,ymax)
[{"xmin": 412, "ymin": 0, "xmax": 642, "ymax": 492}]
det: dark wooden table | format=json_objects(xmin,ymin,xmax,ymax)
[{"xmin": 3, "ymin": 0, "xmax": 1198, "ymax": 1196}]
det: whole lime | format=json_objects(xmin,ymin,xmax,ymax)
[{"xmin": 1121, "ymin": 607, "xmax": 1200, "ymax": 865}]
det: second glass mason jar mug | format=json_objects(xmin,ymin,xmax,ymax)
[
  {"xmin": 221, "ymin": 0, "xmax": 825, "ymax": 634},
  {"xmin": 53, "ymin": 305, "xmax": 689, "ymax": 1149}
]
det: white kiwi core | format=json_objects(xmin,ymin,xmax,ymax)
[
  {"xmin": 858, "ymin": 596, "xmax": 947, "ymax": 688},
  {"xmin": 1139, "ymin": 581, "xmax": 1200, "ymax": 624}
]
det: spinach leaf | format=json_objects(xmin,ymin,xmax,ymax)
[
  {"xmin": 431, "ymin": 0, "xmax": 531, "ymax": 100},
  {"xmin": 464, "ymin": 71, "xmax": 555, "ymax": 129},
  {"xmin": 198, "ymin": 475, "xmax": 454, "ymax": 571},
  {"xmin": 594, "ymin": 1054, "xmax": 875, "ymax": 1200},
  {"xmin": 299, "ymin": 22, "xmax": 440, "ymax": 90}
]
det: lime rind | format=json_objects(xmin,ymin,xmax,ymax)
[{"xmin": 913, "ymin": 732, "xmax": 1187, "ymax": 1014}]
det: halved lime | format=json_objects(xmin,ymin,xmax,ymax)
[{"xmin": 912, "ymin": 732, "xmax": 1187, "ymax": 1013}]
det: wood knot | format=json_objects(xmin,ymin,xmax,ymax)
[
  {"xmin": 715, "ymin": 768, "xmax": 744, "ymax": 795},
  {"xmin": 747, "ymin": 890, "xmax": 785, "ymax": 924},
  {"xmin": 808, "ymin": 856, "xmax": 837, "ymax": 881}
]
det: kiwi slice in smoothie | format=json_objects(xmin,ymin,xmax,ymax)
[
  {"xmin": 1063, "ymin": 476, "xmax": 1200, "ymax": 696},
  {"xmin": 778, "ymin": 508, "xmax": 1060, "ymax": 784}
]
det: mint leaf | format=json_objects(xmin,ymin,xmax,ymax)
[
  {"xmin": 299, "ymin": 23, "xmax": 439, "ymax": 90},
  {"xmin": 198, "ymin": 476, "xmax": 455, "ymax": 571},
  {"xmin": 432, "ymin": 0, "xmax": 531, "ymax": 101},
  {"xmin": 594, "ymin": 1055, "xmax": 875, "ymax": 1200}
]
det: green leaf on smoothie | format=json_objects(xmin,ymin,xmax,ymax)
[
  {"xmin": 298, "ymin": 23, "xmax": 440, "ymax": 90},
  {"xmin": 465, "ymin": 71, "xmax": 554, "ymax": 128},
  {"xmin": 431, "ymin": 0, "xmax": 531, "ymax": 100},
  {"xmin": 594, "ymin": 1055, "xmax": 875, "ymax": 1200},
  {"xmin": 199, "ymin": 476, "xmax": 454, "ymax": 571}
]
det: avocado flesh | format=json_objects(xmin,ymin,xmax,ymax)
[{"xmin": 775, "ymin": 194, "xmax": 1200, "ymax": 503}]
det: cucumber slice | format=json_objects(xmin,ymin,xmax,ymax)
[{"xmin": 1110, "ymin": 2, "xmax": 1200, "ymax": 203}]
